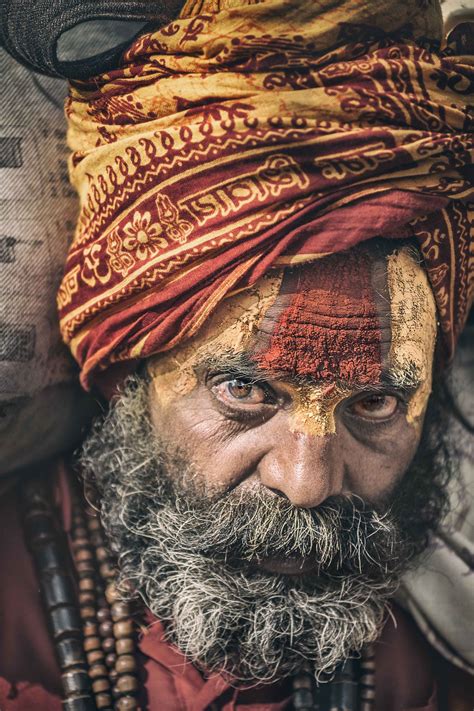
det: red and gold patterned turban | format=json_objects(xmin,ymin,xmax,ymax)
[{"xmin": 59, "ymin": 0, "xmax": 473, "ymax": 389}]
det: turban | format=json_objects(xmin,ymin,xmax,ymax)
[{"xmin": 59, "ymin": 0, "xmax": 474, "ymax": 389}]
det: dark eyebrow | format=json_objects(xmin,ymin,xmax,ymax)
[
  {"xmin": 378, "ymin": 365, "xmax": 423, "ymax": 394},
  {"xmin": 196, "ymin": 350, "xmax": 423, "ymax": 393},
  {"xmin": 195, "ymin": 350, "xmax": 275, "ymax": 382}
]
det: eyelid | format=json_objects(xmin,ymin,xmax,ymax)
[
  {"xmin": 348, "ymin": 388, "xmax": 409, "ymax": 405},
  {"xmin": 344, "ymin": 393, "xmax": 404, "ymax": 424},
  {"xmin": 208, "ymin": 372, "xmax": 277, "ymax": 402}
]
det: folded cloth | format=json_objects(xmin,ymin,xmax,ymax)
[{"xmin": 59, "ymin": 0, "xmax": 474, "ymax": 389}]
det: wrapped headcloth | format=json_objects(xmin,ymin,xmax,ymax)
[{"xmin": 59, "ymin": 0, "xmax": 474, "ymax": 389}]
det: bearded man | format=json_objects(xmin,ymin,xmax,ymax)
[{"xmin": 0, "ymin": 0, "xmax": 473, "ymax": 709}]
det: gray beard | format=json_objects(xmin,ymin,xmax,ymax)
[{"xmin": 80, "ymin": 375, "xmax": 451, "ymax": 685}]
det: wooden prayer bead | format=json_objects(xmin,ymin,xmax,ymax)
[
  {"xmin": 97, "ymin": 608, "xmax": 111, "ymax": 622},
  {"xmin": 111, "ymin": 602, "xmax": 129, "ymax": 622},
  {"xmin": 100, "ymin": 562, "xmax": 116, "ymax": 580},
  {"xmin": 83, "ymin": 623, "xmax": 99, "ymax": 637},
  {"xmin": 115, "ymin": 655, "xmax": 137, "ymax": 674},
  {"xmin": 76, "ymin": 548, "xmax": 94, "ymax": 562},
  {"xmin": 105, "ymin": 653, "xmax": 117, "ymax": 669},
  {"xmin": 115, "ymin": 697, "xmax": 138, "ymax": 710},
  {"xmin": 77, "ymin": 560, "xmax": 95, "ymax": 574},
  {"xmin": 105, "ymin": 584, "xmax": 120, "ymax": 605},
  {"xmin": 91, "ymin": 678, "xmax": 110, "ymax": 694},
  {"xmin": 115, "ymin": 639, "xmax": 134, "ymax": 655},
  {"xmin": 89, "ymin": 664, "xmax": 108, "ymax": 680},
  {"xmin": 87, "ymin": 650, "xmax": 105, "ymax": 666},
  {"xmin": 113, "ymin": 620, "xmax": 134, "ymax": 638},
  {"xmin": 96, "ymin": 546, "xmax": 109, "ymax": 562},
  {"xmin": 72, "ymin": 537, "xmax": 90, "ymax": 549},
  {"xmin": 80, "ymin": 606, "xmax": 96, "ymax": 621},
  {"xmin": 79, "ymin": 578, "xmax": 95, "ymax": 592},
  {"xmin": 115, "ymin": 674, "xmax": 138, "ymax": 693},
  {"xmin": 95, "ymin": 692, "xmax": 113, "ymax": 709},
  {"xmin": 102, "ymin": 637, "xmax": 116, "ymax": 653},
  {"xmin": 99, "ymin": 620, "xmax": 114, "ymax": 638},
  {"xmin": 87, "ymin": 518, "xmax": 101, "ymax": 532},
  {"xmin": 79, "ymin": 592, "xmax": 95, "ymax": 606},
  {"xmin": 84, "ymin": 636, "xmax": 102, "ymax": 652}
]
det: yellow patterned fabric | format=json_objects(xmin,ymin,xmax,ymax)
[{"xmin": 60, "ymin": 0, "xmax": 473, "ymax": 388}]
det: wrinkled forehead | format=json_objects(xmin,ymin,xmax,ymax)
[
  {"xmin": 251, "ymin": 244, "xmax": 437, "ymax": 385},
  {"xmin": 255, "ymin": 248, "xmax": 386, "ymax": 383},
  {"xmin": 149, "ymin": 243, "xmax": 437, "ymax": 389}
]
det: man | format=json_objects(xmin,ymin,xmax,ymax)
[{"xmin": 0, "ymin": 0, "xmax": 473, "ymax": 708}]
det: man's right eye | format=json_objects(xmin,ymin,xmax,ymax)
[{"xmin": 212, "ymin": 379, "xmax": 268, "ymax": 406}]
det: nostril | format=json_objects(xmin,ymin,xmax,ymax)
[{"xmin": 266, "ymin": 487, "xmax": 289, "ymax": 500}]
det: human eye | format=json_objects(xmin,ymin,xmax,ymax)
[
  {"xmin": 348, "ymin": 393, "xmax": 400, "ymax": 421},
  {"xmin": 211, "ymin": 378, "xmax": 274, "ymax": 407}
]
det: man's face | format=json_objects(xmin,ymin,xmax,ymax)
[
  {"xmin": 83, "ymin": 242, "xmax": 447, "ymax": 684},
  {"xmin": 148, "ymin": 244, "xmax": 437, "ymax": 540}
]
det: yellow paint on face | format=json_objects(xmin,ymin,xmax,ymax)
[
  {"xmin": 149, "ymin": 246, "xmax": 437, "ymax": 436},
  {"xmin": 386, "ymin": 247, "xmax": 437, "ymax": 428},
  {"xmin": 286, "ymin": 382, "xmax": 352, "ymax": 437},
  {"xmin": 148, "ymin": 273, "xmax": 283, "ymax": 405}
]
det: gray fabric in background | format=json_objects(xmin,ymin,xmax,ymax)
[
  {"xmin": 0, "ymin": 33, "xmax": 107, "ymax": 474},
  {"xmin": 397, "ymin": 327, "xmax": 474, "ymax": 674}
]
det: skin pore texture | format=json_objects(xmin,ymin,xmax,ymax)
[
  {"xmin": 81, "ymin": 241, "xmax": 450, "ymax": 686},
  {"xmin": 148, "ymin": 243, "xmax": 437, "ymax": 506}
]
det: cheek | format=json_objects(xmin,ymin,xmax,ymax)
[
  {"xmin": 148, "ymin": 383, "xmax": 266, "ymax": 494},
  {"xmin": 340, "ymin": 421, "xmax": 422, "ymax": 500}
]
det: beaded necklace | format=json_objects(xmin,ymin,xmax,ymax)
[{"xmin": 21, "ymin": 474, "xmax": 375, "ymax": 711}]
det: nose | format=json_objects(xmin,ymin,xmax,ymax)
[{"xmin": 257, "ymin": 422, "xmax": 343, "ymax": 508}]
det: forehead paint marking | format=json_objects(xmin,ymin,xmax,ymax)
[
  {"xmin": 386, "ymin": 248, "xmax": 437, "ymax": 428},
  {"xmin": 287, "ymin": 382, "xmax": 352, "ymax": 437},
  {"xmin": 255, "ymin": 249, "xmax": 384, "ymax": 384},
  {"xmin": 148, "ymin": 273, "xmax": 283, "ymax": 405},
  {"xmin": 253, "ymin": 248, "xmax": 386, "ymax": 436}
]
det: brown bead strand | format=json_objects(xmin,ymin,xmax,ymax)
[
  {"xmin": 85, "ymin": 512, "xmax": 140, "ymax": 711},
  {"xmin": 71, "ymin": 500, "xmax": 114, "ymax": 711},
  {"xmin": 85, "ymin": 519, "xmax": 118, "ymax": 696}
]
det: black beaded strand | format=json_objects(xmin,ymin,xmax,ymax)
[
  {"xmin": 359, "ymin": 644, "xmax": 376, "ymax": 711},
  {"xmin": 21, "ymin": 476, "xmax": 96, "ymax": 711},
  {"xmin": 292, "ymin": 662, "xmax": 318, "ymax": 710},
  {"xmin": 327, "ymin": 657, "xmax": 359, "ymax": 711}
]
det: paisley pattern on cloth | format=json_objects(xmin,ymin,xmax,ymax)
[{"xmin": 60, "ymin": 0, "xmax": 474, "ymax": 389}]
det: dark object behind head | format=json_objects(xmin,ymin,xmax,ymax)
[{"xmin": 0, "ymin": 0, "xmax": 184, "ymax": 79}]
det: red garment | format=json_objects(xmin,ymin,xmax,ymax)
[{"xmin": 0, "ymin": 468, "xmax": 441, "ymax": 711}]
